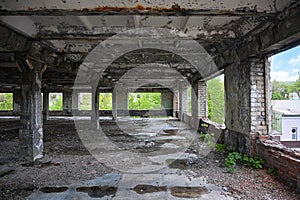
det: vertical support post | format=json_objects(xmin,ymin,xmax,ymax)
[
  {"xmin": 116, "ymin": 88, "xmax": 128, "ymax": 116},
  {"xmin": 249, "ymin": 58, "xmax": 270, "ymax": 135},
  {"xmin": 63, "ymin": 91, "xmax": 72, "ymax": 114},
  {"xmin": 224, "ymin": 57, "xmax": 270, "ymax": 155},
  {"xmin": 173, "ymin": 90, "xmax": 179, "ymax": 118},
  {"xmin": 42, "ymin": 90, "xmax": 49, "ymax": 121},
  {"xmin": 19, "ymin": 60, "xmax": 44, "ymax": 161},
  {"xmin": 191, "ymin": 80, "xmax": 207, "ymax": 129},
  {"xmin": 161, "ymin": 89, "xmax": 173, "ymax": 116},
  {"xmin": 91, "ymin": 85, "xmax": 100, "ymax": 129},
  {"xmin": 178, "ymin": 86, "xmax": 188, "ymax": 121},
  {"xmin": 112, "ymin": 88, "xmax": 117, "ymax": 120},
  {"xmin": 13, "ymin": 90, "xmax": 21, "ymax": 115},
  {"xmin": 71, "ymin": 91, "xmax": 79, "ymax": 114}
]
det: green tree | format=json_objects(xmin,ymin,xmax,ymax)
[
  {"xmin": 0, "ymin": 93, "xmax": 13, "ymax": 110},
  {"xmin": 271, "ymin": 80, "xmax": 288, "ymax": 99},
  {"xmin": 288, "ymin": 73, "xmax": 300, "ymax": 94},
  {"xmin": 129, "ymin": 93, "xmax": 161, "ymax": 110},
  {"xmin": 99, "ymin": 93, "xmax": 112, "ymax": 110},
  {"xmin": 272, "ymin": 92, "xmax": 284, "ymax": 100},
  {"xmin": 207, "ymin": 78, "xmax": 224, "ymax": 124},
  {"xmin": 49, "ymin": 93, "xmax": 63, "ymax": 111}
]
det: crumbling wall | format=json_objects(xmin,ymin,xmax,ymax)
[{"xmin": 256, "ymin": 139, "xmax": 300, "ymax": 192}]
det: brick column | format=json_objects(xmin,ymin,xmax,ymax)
[
  {"xmin": 250, "ymin": 58, "xmax": 271, "ymax": 135},
  {"xmin": 224, "ymin": 57, "xmax": 270, "ymax": 155},
  {"xmin": 191, "ymin": 80, "xmax": 207, "ymax": 129}
]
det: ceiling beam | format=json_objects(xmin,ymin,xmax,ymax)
[
  {"xmin": 214, "ymin": 1, "xmax": 300, "ymax": 69},
  {"xmin": 0, "ymin": 0, "xmax": 289, "ymax": 16},
  {"xmin": 0, "ymin": 24, "xmax": 32, "ymax": 52}
]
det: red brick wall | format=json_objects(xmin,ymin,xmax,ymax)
[{"xmin": 256, "ymin": 139, "xmax": 300, "ymax": 191}]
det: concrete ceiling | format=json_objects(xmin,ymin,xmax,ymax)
[{"xmin": 0, "ymin": 0, "xmax": 299, "ymax": 91}]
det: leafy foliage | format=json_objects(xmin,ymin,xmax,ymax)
[
  {"xmin": 128, "ymin": 93, "xmax": 161, "ymax": 110},
  {"xmin": 271, "ymin": 74, "xmax": 300, "ymax": 100},
  {"xmin": 199, "ymin": 133, "xmax": 215, "ymax": 148},
  {"xmin": 99, "ymin": 93, "xmax": 112, "ymax": 110},
  {"xmin": 49, "ymin": 93, "xmax": 63, "ymax": 111},
  {"xmin": 215, "ymin": 144, "xmax": 226, "ymax": 153},
  {"xmin": 225, "ymin": 152, "xmax": 264, "ymax": 173},
  {"xmin": 0, "ymin": 93, "xmax": 13, "ymax": 110},
  {"xmin": 266, "ymin": 168, "xmax": 278, "ymax": 176},
  {"xmin": 207, "ymin": 78, "xmax": 224, "ymax": 124}
]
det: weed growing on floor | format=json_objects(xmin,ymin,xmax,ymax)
[
  {"xmin": 215, "ymin": 144, "xmax": 226, "ymax": 153},
  {"xmin": 266, "ymin": 168, "xmax": 278, "ymax": 176},
  {"xmin": 225, "ymin": 152, "xmax": 264, "ymax": 173},
  {"xmin": 199, "ymin": 133, "xmax": 215, "ymax": 149}
]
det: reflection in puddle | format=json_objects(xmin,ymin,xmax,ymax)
[
  {"xmin": 76, "ymin": 186, "xmax": 117, "ymax": 198},
  {"xmin": 170, "ymin": 186, "xmax": 208, "ymax": 198},
  {"xmin": 132, "ymin": 184, "xmax": 167, "ymax": 194}
]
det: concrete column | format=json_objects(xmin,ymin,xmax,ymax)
[
  {"xmin": 178, "ymin": 87, "xmax": 188, "ymax": 121},
  {"xmin": 13, "ymin": 90, "xmax": 21, "ymax": 115},
  {"xmin": 116, "ymin": 89, "xmax": 128, "ymax": 116},
  {"xmin": 72, "ymin": 91, "xmax": 79, "ymax": 113},
  {"xmin": 224, "ymin": 57, "xmax": 270, "ymax": 155},
  {"xmin": 63, "ymin": 91, "xmax": 72, "ymax": 114},
  {"xmin": 161, "ymin": 89, "xmax": 173, "ymax": 114},
  {"xmin": 173, "ymin": 90, "xmax": 179, "ymax": 118},
  {"xmin": 19, "ymin": 61, "xmax": 44, "ymax": 161},
  {"xmin": 91, "ymin": 87, "xmax": 99, "ymax": 121},
  {"xmin": 191, "ymin": 81, "xmax": 207, "ymax": 129},
  {"xmin": 42, "ymin": 90, "xmax": 49, "ymax": 120},
  {"xmin": 112, "ymin": 88, "xmax": 117, "ymax": 120}
]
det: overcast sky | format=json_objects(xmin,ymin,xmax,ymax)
[{"xmin": 271, "ymin": 45, "xmax": 300, "ymax": 82}]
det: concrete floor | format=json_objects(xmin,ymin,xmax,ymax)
[{"xmin": 0, "ymin": 117, "xmax": 230, "ymax": 199}]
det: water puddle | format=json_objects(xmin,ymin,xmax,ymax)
[
  {"xmin": 162, "ymin": 128, "xmax": 179, "ymax": 136},
  {"xmin": 76, "ymin": 186, "xmax": 117, "ymax": 198},
  {"xmin": 166, "ymin": 159, "xmax": 189, "ymax": 169},
  {"xmin": 40, "ymin": 187, "xmax": 68, "ymax": 193},
  {"xmin": 132, "ymin": 184, "xmax": 167, "ymax": 194},
  {"xmin": 170, "ymin": 186, "xmax": 208, "ymax": 198}
]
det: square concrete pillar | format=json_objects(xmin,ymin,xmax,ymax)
[
  {"xmin": 224, "ymin": 58, "xmax": 270, "ymax": 155},
  {"xmin": 161, "ymin": 89, "xmax": 173, "ymax": 111},
  {"xmin": 63, "ymin": 91, "xmax": 72, "ymax": 114},
  {"xmin": 72, "ymin": 91, "xmax": 79, "ymax": 112},
  {"xmin": 13, "ymin": 90, "xmax": 21, "ymax": 115},
  {"xmin": 116, "ymin": 89, "xmax": 128, "ymax": 114},
  {"xmin": 19, "ymin": 62, "xmax": 44, "ymax": 161},
  {"xmin": 91, "ymin": 87, "xmax": 99, "ymax": 121},
  {"xmin": 112, "ymin": 88, "xmax": 117, "ymax": 120},
  {"xmin": 42, "ymin": 91, "xmax": 49, "ymax": 120},
  {"xmin": 178, "ymin": 86, "xmax": 188, "ymax": 121},
  {"xmin": 191, "ymin": 81, "xmax": 207, "ymax": 129},
  {"xmin": 173, "ymin": 90, "xmax": 179, "ymax": 118}
]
